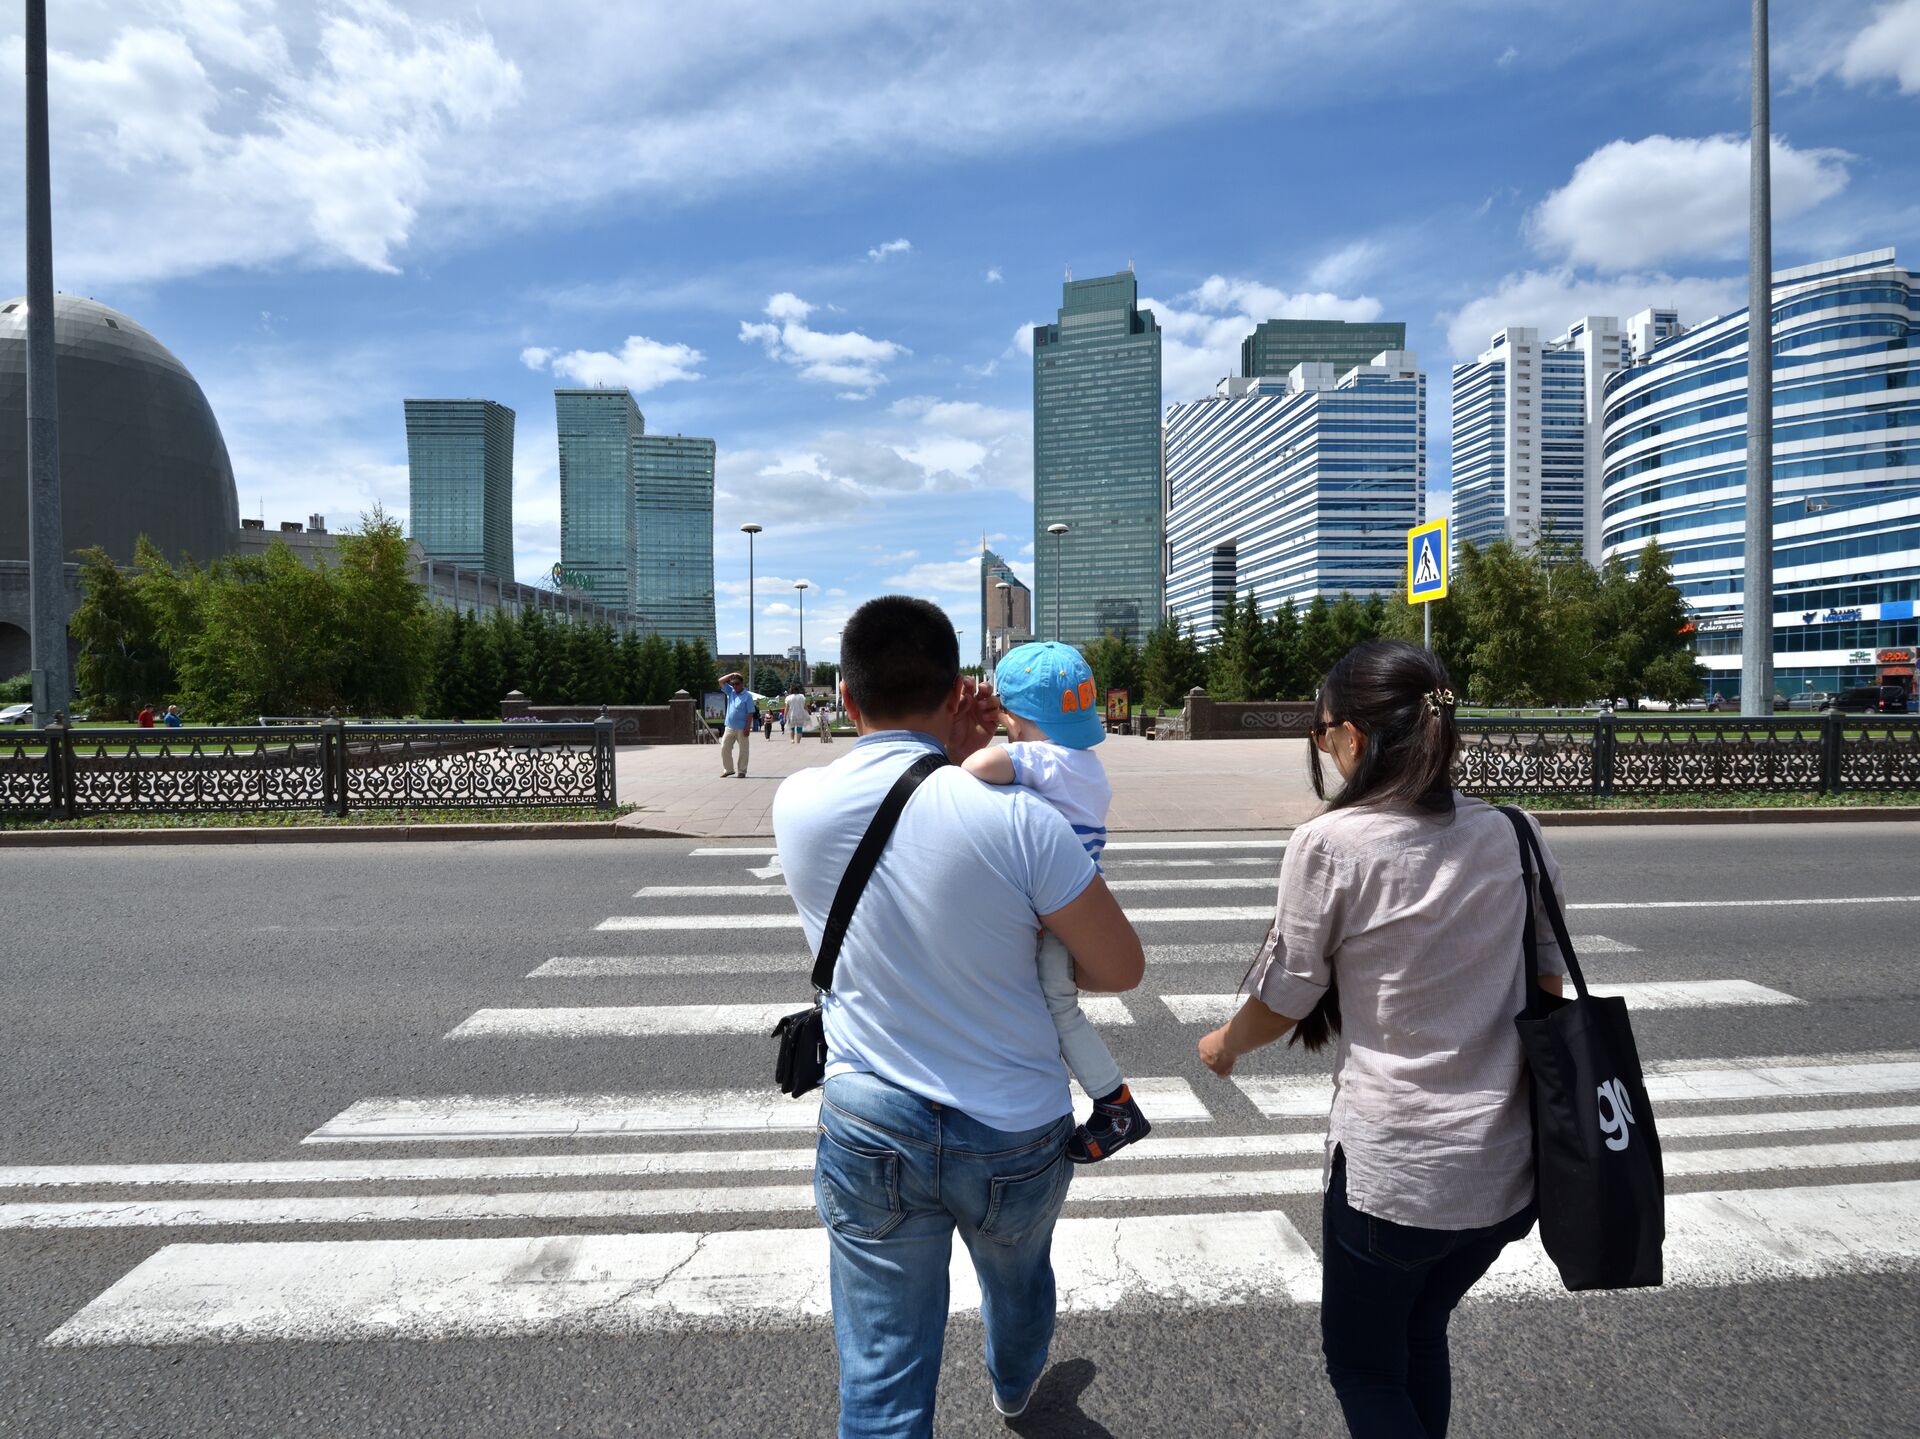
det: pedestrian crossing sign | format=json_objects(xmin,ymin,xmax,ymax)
[{"xmin": 1407, "ymin": 518, "xmax": 1448, "ymax": 603}]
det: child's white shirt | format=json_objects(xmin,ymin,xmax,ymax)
[{"xmin": 1004, "ymin": 740, "xmax": 1111, "ymax": 870}]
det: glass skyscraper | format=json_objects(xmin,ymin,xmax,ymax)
[
  {"xmin": 1032, "ymin": 270, "xmax": 1162, "ymax": 646},
  {"xmin": 1241, "ymin": 319, "xmax": 1407, "ymax": 380},
  {"xmin": 403, "ymin": 398, "xmax": 515, "ymax": 580},
  {"xmin": 1165, "ymin": 357, "xmax": 1426, "ymax": 641},
  {"xmin": 556, "ymin": 389, "xmax": 642, "ymax": 611},
  {"xmin": 632, "ymin": 433, "xmax": 717, "ymax": 652},
  {"xmin": 1600, "ymin": 248, "xmax": 1920, "ymax": 701}
]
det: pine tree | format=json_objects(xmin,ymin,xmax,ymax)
[
  {"xmin": 671, "ymin": 640, "xmax": 699, "ymax": 700},
  {"xmin": 635, "ymin": 632, "xmax": 675, "ymax": 704},
  {"xmin": 1299, "ymin": 595, "xmax": 1340, "ymax": 680},
  {"xmin": 1140, "ymin": 618, "xmax": 1181, "ymax": 711},
  {"xmin": 461, "ymin": 610, "xmax": 506, "ymax": 717},
  {"xmin": 1258, "ymin": 595, "xmax": 1306, "ymax": 701}
]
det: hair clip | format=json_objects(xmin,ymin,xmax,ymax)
[{"xmin": 1423, "ymin": 688, "xmax": 1456, "ymax": 715}]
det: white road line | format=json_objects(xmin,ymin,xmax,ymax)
[
  {"xmin": 44, "ymin": 1180, "xmax": 1920, "ymax": 1344},
  {"xmin": 1576, "ymin": 935, "xmax": 1639, "ymax": 953},
  {"xmin": 447, "ymin": 997, "xmax": 1133, "ymax": 1039},
  {"xmin": 638, "ymin": 878, "xmax": 1274, "ymax": 898},
  {"xmin": 1237, "ymin": 1052, "xmax": 1920, "ymax": 1119},
  {"xmin": 1107, "ymin": 857, "xmax": 1276, "ymax": 869},
  {"xmin": 1569, "ymin": 895, "xmax": 1920, "ymax": 911},
  {"xmin": 0, "ymin": 1132, "xmax": 1330, "ymax": 1192},
  {"xmin": 599, "ymin": 907, "xmax": 1274, "ymax": 931},
  {"xmin": 13, "ymin": 1139, "xmax": 1919, "ymax": 1233},
  {"xmin": 688, "ymin": 840, "xmax": 1291, "ymax": 858},
  {"xmin": 1163, "ymin": 981, "xmax": 1799, "ymax": 1027},
  {"xmin": 14, "ymin": 1107, "xmax": 1920, "ymax": 1193},
  {"xmin": 303, "ymin": 1077, "xmax": 1208, "ymax": 1145}
]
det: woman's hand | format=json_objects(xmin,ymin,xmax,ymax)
[{"xmin": 1198, "ymin": 1025, "xmax": 1238, "ymax": 1076}]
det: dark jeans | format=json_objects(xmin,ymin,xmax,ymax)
[{"xmin": 1320, "ymin": 1149, "xmax": 1535, "ymax": 1439}]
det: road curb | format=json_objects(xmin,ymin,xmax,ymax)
[{"xmin": 0, "ymin": 818, "xmax": 691, "ymax": 847}]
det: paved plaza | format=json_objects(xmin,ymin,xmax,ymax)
[{"xmin": 617, "ymin": 733, "xmax": 1325, "ymax": 837}]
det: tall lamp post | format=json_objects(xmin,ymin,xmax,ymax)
[
  {"xmin": 1742, "ymin": 0, "xmax": 1774, "ymax": 717},
  {"xmin": 1045, "ymin": 523, "xmax": 1070, "ymax": 641},
  {"xmin": 24, "ymin": 0, "xmax": 68, "ymax": 725},
  {"xmin": 794, "ymin": 580, "xmax": 809, "ymax": 687},
  {"xmin": 741, "ymin": 523, "xmax": 762, "ymax": 694}
]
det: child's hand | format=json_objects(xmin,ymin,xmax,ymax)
[{"xmin": 1198, "ymin": 1025, "xmax": 1238, "ymax": 1076}]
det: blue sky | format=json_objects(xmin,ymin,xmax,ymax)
[{"xmin": 3, "ymin": 0, "xmax": 1919, "ymax": 661}]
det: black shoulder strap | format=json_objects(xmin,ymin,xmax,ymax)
[
  {"xmin": 812, "ymin": 751, "xmax": 950, "ymax": 993},
  {"xmin": 1500, "ymin": 805, "xmax": 1590, "ymax": 1008}
]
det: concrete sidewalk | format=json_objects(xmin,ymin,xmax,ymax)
[{"xmin": 615, "ymin": 733, "xmax": 1325, "ymax": 837}]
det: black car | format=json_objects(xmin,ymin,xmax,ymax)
[{"xmin": 1833, "ymin": 685, "xmax": 1911, "ymax": 713}]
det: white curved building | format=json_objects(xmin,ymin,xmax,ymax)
[{"xmin": 1598, "ymin": 249, "xmax": 1920, "ymax": 702}]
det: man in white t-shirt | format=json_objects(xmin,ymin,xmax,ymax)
[{"xmin": 774, "ymin": 596, "xmax": 1143, "ymax": 1434}]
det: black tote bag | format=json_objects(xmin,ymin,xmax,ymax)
[{"xmin": 1502, "ymin": 807, "xmax": 1665, "ymax": 1291}]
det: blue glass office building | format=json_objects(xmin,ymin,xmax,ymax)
[
  {"xmin": 632, "ymin": 433, "xmax": 717, "ymax": 652},
  {"xmin": 1599, "ymin": 249, "xmax": 1920, "ymax": 699},
  {"xmin": 403, "ymin": 399, "xmax": 515, "ymax": 581},
  {"xmin": 1165, "ymin": 355, "xmax": 1426, "ymax": 642},
  {"xmin": 1032, "ymin": 271, "xmax": 1163, "ymax": 646},
  {"xmin": 556, "ymin": 389, "xmax": 642, "ymax": 611}
]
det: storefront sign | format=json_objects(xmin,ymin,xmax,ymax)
[
  {"xmin": 550, "ymin": 563, "xmax": 597, "ymax": 592},
  {"xmin": 1879, "ymin": 649, "xmax": 1915, "ymax": 665}
]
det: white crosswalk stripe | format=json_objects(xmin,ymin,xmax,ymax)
[
  {"xmin": 446, "ymin": 996, "xmax": 1134, "ymax": 1039},
  {"xmin": 1236, "ymin": 1051, "xmax": 1920, "ymax": 1119},
  {"xmin": 42, "ymin": 1179, "xmax": 1920, "ymax": 1346},
  {"xmin": 687, "ymin": 840, "xmax": 1291, "ymax": 857},
  {"xmin": 639, "ymin": 877, "xmax": 1276, "ymax": 898},
  {"xmin": 1161, "ymin": 981, "xmax": 1800, "ymax": 1026},
  {"xmin": 599, "ymin": 906, "xmax": 1276, "ymax": 931}
]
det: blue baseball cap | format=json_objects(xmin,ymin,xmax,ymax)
[{"xmin": 994, "ymin": 641, "xmax": 1105, "ymax": 749}]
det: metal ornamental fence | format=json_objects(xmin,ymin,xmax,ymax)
[
  {"xmin": 1454, "ymin": 713, "xmax": 1920, "ymax": 797},
  {"xmin": 0, "ymin": 718, "xmax": 616, "ymax": 821}
]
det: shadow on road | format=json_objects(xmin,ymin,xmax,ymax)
[{"xmin": 1009, "ymin": 1358, "xmax": 1117, "ymax": 1438}]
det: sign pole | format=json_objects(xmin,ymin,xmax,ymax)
[{"xmin": 1424, "ymin": 601, "xmax": 1431, "ymax": 653}]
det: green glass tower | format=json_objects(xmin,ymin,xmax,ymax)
[
  {"xmin": 1032, "ymin": 270, "xmax": 1162, "ymax": 646},
  {"xmin": 632, "ymin": 433, "xmax": 717, "ymax": 652},
  {"xmin": 556, "ymin": 389, "xmax": 642, "ymax": 610},
  {"xmin": 403, "ymin": 399, "xmax": 515, "ymax": 580},
  {"xmin": 1241, "ymin": 318, "xmax": 1407, "ymax": 379}
]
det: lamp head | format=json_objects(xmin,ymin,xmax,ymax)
[
  {"xmin": 1046, "ymin": 523, "xmax": 1070, "ymax": 536},
  {"xmin": 741, "ymin": 523, "xmax": 763, "ymax": 535}
]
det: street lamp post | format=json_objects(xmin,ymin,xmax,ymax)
[
  {"xmin": 741, "ymin": 524, "xmax": 762, "ymax": 694},
  {"xmin": 794, "ymin": 580, "xmax": 809, "ymax": 687},
  {"xmin": 1046, "ymin": 523, "xmax": 1070, "ymax": 641},
  {"xmin": 24, "ymin": 0, "xmax": 69, "ymax": 726},
  {"xmin": 1742, "ymin": 0, "xmax": 1774, "ymax": 717}
]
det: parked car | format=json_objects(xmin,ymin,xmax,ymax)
[
  {"xmin": 1833, "ymin": 685, "xmax": 1891, "ymax": 713},
  {"xmin": 1787, "ymin": 691, "xmax": 1832, "ymax": 711},
  {"xmin": 0, "ymin": 702, "xmax": 31, "ymax": 725},
  {"xmin": 1876, "ymin": 684, "xmax": 1913, "ymax": 714}
]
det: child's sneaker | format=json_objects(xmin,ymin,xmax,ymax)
[{"xmin": 1067, "ymin": 1084, "xmax": 1151, "ymax": 1164}]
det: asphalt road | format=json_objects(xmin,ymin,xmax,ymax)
[{"xmin": 2, "ymin": 822, "xmax": 1917, "ymax": 1437}]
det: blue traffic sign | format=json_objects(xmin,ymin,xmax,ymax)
[{"xmin": 1407, "ymin": 518, "xmax": 1448, "ymax": 603}]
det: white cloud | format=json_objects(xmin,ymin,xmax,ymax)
[
  {"xmin": 985, "ymin": 266, "xmax": 1004, "ymax": 284},
  {"xmin": 1307, "ymin": 240, "xmax": 1386, "ymax": 292},
  {"xmin": 521, "ymin": 335, "xmax": 704, "ymax": 391},
  {"xmin": 1529, "ymin": 134, "xmax": 1851, "ymax": 272},
  {"xmin": 739, "ymin": 293, "xmax": 907, "ymax": 394},
  {"xmin": 1145, "ymin": 276, "xmax": 1386, "ymax": 402},
  {"xmin": 884, "ymin": 556, "xmax": 987, "ymax": 596},
  {"xmin": 866, "ymin": 237, "xmax": 912, "ymax": 262},
  {"xmin": 1838, "ymin": 1, "xmax": 1920, "ymax": 92},
  {"xmin": 1445, "ymin": 267, "xmax": 1746, "ymax": 358},
  {"xmin": 8, "ymin": 2, "xmax": 522, "ymax": 283},
  {"xmin": 1497, "ymin": 45, "xmax": 1519, "ymax": 68}
]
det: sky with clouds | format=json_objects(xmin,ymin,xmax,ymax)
[{"xmin": 2, "ymin": 0, "xmax": 1918, "ymax": 660}]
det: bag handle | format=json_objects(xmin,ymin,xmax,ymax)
[
  {"xmin": 811, "ymin": 751, "xmax": 950, "ymax": 993},
  {"xmin": 1500, "ymin": 805, "xmax": 1591, "ymax": 1009}
]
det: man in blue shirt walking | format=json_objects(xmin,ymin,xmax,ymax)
[
  {"xmin": 717, "ymin": 672, "xmax": 758, "ymax": 778},
  {"xmin": 774, "ymin": 596, "xmax": 1145, "ymax": 1435}
]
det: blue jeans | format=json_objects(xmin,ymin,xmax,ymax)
[
  {"xmin": 1321, "ymin": 1148, "xmax": 1536, "ymax": 1438},
  {"xmin": 815, "ymin": 1071, "xmax": 1074, "ymax": 1439}
]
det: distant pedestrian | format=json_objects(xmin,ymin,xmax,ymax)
[
  {"xmin": 717, "ymin": 672, "xmax": 758, "ymax": 779},
  {"xmin": 762, "ymin": 709, "xmax": 775, "ymax": 740},
  {"xmin": 784, "ymin": 687, "xmax": 808, "ymax": 743},
  {"xmin": 136, "ymin": 703, "xmax": 155, "ymax": 728},
  {"xmin": 162, "ymin": 704, "xmax": 183, "ymax": 728},
  {"xmin": 1197, "ymin": 639, "xmax": 1570, "ymax": 1438},
  {"xmin": 815, "ymin": 701, "xmax": 832, "ymax": 743}
]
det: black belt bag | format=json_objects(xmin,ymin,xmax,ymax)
[{"xmin": 772, "ymin": 752, "xmax": 950, "ymax": 1098}]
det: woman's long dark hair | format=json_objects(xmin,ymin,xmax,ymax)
[{"xmin": 1286, "ymin": 639, "xmax": 1461, "ymax": 1052}]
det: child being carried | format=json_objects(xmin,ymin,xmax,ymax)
[{"xmin": 963, "ymin": 640, "xmax": 1151, "ymax": 1164}]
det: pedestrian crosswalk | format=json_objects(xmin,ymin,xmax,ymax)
[{"xmin": 21, "ymin": 838, "xmax": 1920, "ymax": 1353}]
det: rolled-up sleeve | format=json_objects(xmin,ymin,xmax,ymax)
[{"xmin": 1244, "ymin": 831, "xmax": 1348, "ymax": 1020}]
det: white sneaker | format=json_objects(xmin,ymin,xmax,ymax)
[{"xmin": 991, "ymin": 1374, "xmax": 1042, "ymax": 1420}]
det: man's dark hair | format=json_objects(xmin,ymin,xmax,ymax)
[{"xmin": 841, "ymin": 595, "xmax": 958, "ymax": 720}]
